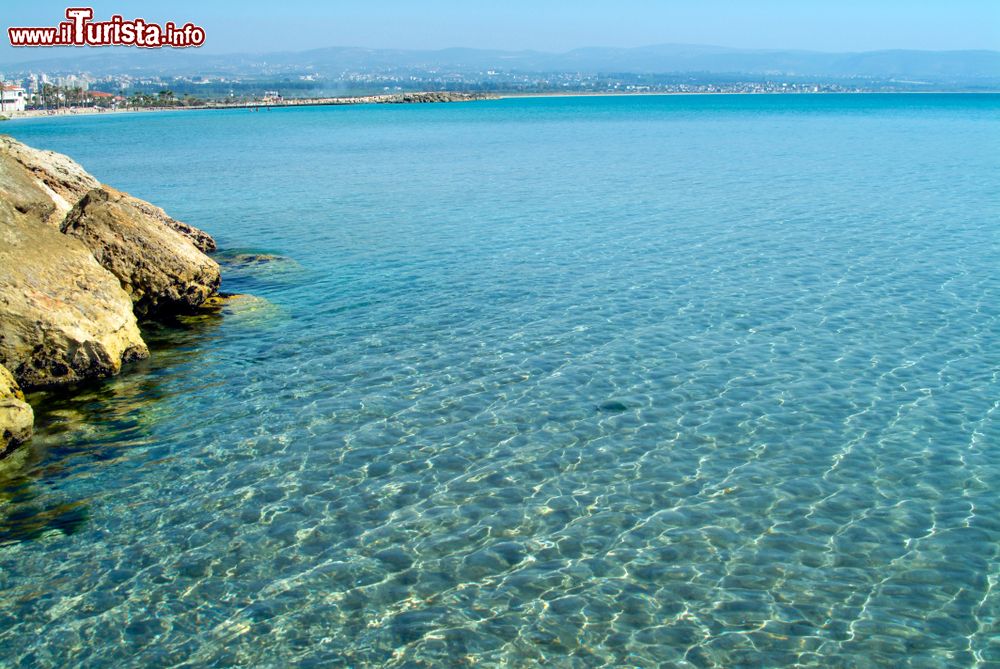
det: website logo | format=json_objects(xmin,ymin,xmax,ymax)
[{"xmin": 8, "ymin": 7, "xmax": 206, "ymax": 48}]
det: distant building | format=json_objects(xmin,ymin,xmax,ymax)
[{"xmin": 0, "ymin": 85, "xmax": 26, "ymax": 112}]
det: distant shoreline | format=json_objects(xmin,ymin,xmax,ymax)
[
  {"xmin": 0, "ymin": 91, "xmax": 492, "ymax": 120},
  {"xmin": 3, "ymin": 89, "xmax": 997, "ymax": 121}
]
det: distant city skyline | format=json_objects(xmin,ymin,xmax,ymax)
[{"xmin": 1, "ymin": 0, "xmax": 998, "ymax": 64}]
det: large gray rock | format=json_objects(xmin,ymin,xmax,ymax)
[
  {"xmin": 0, "ymin": 364, "xmax": 32, "ymax": 456},
  {"xmin": 0, "ymin": 199, "xmax": 149, "ymax": 387},
  {"xmin": 61, "ymin": 186, "xmax": 221, "ymax": 316}
]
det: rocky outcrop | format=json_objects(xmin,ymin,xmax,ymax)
[
  {"xmin": 0, "ymin": 135, "xmax": 100, "ymax": 225},
  {"xmin": 0, "ymin": 134, "xmax": 216, "ymax": 247},
  {"xmin": 122, "ymin": 194, "xmax": 217, "ymax": 253},
  {"xmin": 0, "ymin": 139, "xmax": 66, "ymax": 226},
  {"xmin": 61, "ymin": 186, "xmax": 221, "ymax": 316},
  {"xmin": 0, "ymin": 135, "xmax": 231, "ymax": 457},
  {"xmin": 0, "ymin": 364, "xmax": 32, "ymax": 456},
  {"xmin": 0, "ymin": 199, "xmax": 148, "ymax": 387}
]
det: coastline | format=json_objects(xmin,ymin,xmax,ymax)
[
  {"xmin": 1, "ymin": 91, "xmax": 495, "ymax": 120},
  {"xmin": 4, "ymin": 88, "xmax": 996, "ymax": 121}
]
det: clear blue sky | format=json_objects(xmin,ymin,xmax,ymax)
[{"xmin": 1, "ymin": 0, "xmax": 998, "ymax": 61}]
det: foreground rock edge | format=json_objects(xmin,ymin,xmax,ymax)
[{"xmin": 0, "ymin": 365, "xmax": 32, "ymax": 457}]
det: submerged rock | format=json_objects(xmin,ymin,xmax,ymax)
[
  {"xmin": 193, "ymin": 292, "xmax": 252, "ymax": 310},
  {"xmin": 215, "ymin": 250, "xmax": 300, "ymax": 280},
  {"xmin": 220, "ymin": 252, "xmax": 287, "ymax": 268},
  {"xmin": 61, "ymin": 186, "xmax": 221, "ymax": 316},
  {"xmin": 179, "ymin": 293, "xmax": 281, "ymax": 329},
  {"xmin": 0, "ymin": 364, "xmax": 32, "ymax": 455},
  {"xmin": 0, "ymin": 200, "xmax": 148, "ymax": 387},
  {"xmin": 597, "ymin": 400, "xmax": 630, "ymax": 414}
]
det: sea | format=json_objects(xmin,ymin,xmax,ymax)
[{"xmin": 0, "ymin": 93, "xmax": 998, "ymax": 667}]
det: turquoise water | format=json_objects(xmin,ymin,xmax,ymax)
[{"xmin": 1, "ymin": 94, "xmax": 999, "ymax": 667}]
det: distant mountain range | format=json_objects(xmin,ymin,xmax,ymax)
[{"xmin": 4, "ymin": 44, "xmax": 1000, "ymax": 83}]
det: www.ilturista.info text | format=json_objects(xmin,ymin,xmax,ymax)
[{"xmin": 8, "ymin": 8, "xmax": 205, "ymax": 48}]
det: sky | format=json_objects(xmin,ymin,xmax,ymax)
[{"xmin": 1, "ymin": 0, "xmax": 998, "ymax": 63}]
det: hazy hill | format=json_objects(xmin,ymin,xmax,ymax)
[{"xmin": 4, "ymin": 44, "xmax": 999, "ymax": 83}]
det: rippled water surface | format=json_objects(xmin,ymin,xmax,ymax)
[{"xmin": 2, "ymin": 94, "xmax": 999, "ymax": 667}]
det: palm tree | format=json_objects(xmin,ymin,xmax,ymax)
[{"xmin": 40, "ymin": 84, "xmax": 58, "ymax": 111}]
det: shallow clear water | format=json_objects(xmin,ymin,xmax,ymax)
[{"xmin": 1, "ymin": 94, "xmax": 999, "ymax": 667}]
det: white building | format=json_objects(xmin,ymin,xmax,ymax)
[{"xmin": 1, "ymin": 86, "xmax": 27, "ymax": 112}]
